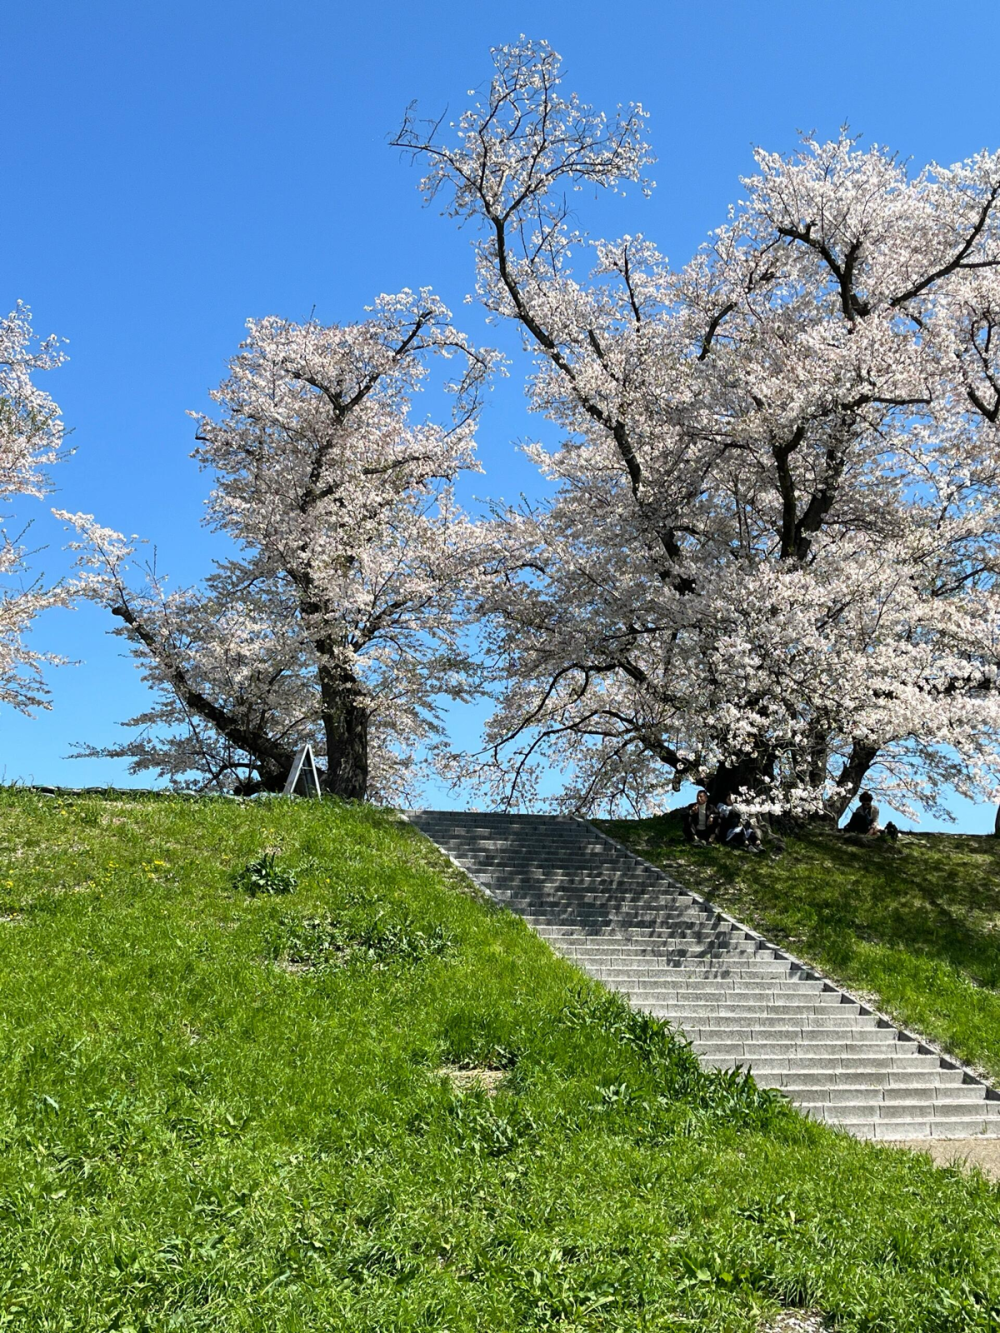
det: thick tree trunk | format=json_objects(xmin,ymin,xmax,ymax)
[
  {"xmin": 706, "ymin": 753, "xmax": 775, "ymax": 805},
  {"xmin": 318, "ymin": 660, "xmax": 369, "ymax": 800},
  {"xmin": 824, "ymin": 742, "xmax": 879, "ymax": 820}
]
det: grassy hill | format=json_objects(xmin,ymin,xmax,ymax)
[
  {"xmin": 1, "ymin": 791, "xmax": 1000, "ymax": 1331},
  {"xmin": 598, "ymin": 813, "xmax": 1000, "ymax": 1086}
]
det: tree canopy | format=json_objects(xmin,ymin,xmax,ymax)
[
  {"xmin": 396, "ymin": 38, "xmax": 1000, "ymax": 819},
  {"xmin": 63, "ymin": 293, "xmax": 492, "ymax": 798}
]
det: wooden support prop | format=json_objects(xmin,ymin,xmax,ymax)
[{"xmin": 283, "ymin": 744, "xmax": 322, "ymax": 798}]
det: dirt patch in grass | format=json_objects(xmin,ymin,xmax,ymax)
[
  {"xmin": 273, "ymin": 957, "xmax": 312, "ymax": 976},
  {"xmin": 760, "ymin": 1315, "xmax": 827, "ymax": 1333},
  {"xmin": 437, "ymin": 1065, "xmax": 507, "ymax": 1096}
]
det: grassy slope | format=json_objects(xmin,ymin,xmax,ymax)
[
  {"xmin": 0, "ymin": 793, "xmax": 998, "ymax": 1330},
  {"xmin": 597, "ymin": 812, "xmax": 1000, "ymax": 1085}
]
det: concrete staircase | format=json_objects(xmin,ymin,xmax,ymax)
[{"xmin": 408, "ymin": 809, "xmax": 1000, "ymax": 1141}]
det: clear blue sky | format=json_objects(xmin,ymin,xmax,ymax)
[{"xmin": 4, "ymin": 0, "xmax": 1000, "ymax": 829}]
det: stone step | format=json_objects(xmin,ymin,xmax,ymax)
[
  {"xmin": 626, "ymin": 972, "xmax": 824, "ymax": 989},
  {"xmin": 535, "ymin": 925, "xmax": 733, "ymax": 940},
  {"xmin": 421, "ymin": 813, "xmax": 580, "ymax": 822},
  {"xmin": 521, "ymin": 914, "xmax": 737, "ymax": 931},
  {"xmin": 660, "ymin": 989, "xmax": 845, "ymax": 1004},
  {"xmin": 790, "ymin": 1084, "xmax": 993, "ymax": 1105},
  {"xmin": 536, "ymin": 911, "xmax": 725, "ymax": 922},
  {"xmin": 615, "ymin": 962, "xmax": 795, "ymax": 977},
  {"xmin": 528, "ymin": 927, "xmax": 762, "ymax": 949},
  {"xmin": 597, "ymin": 975, "xmax": 824, "ymax": 991},
  {"xmin": 414, "ymin": 823, "xmax": 581, "ymax": 835},
  {"xmin": 642, "ymin": 1001, "xmax": 863, "ymax": 1017},
  {"xmin": 664, "ymin": 1011, "xmax": 875, "ymax": 1030},
  {"xmin": 536, "ymin": 932, "xmax": 785, "ymax": 955},
  {"xmin": 554, "ymin": 927, "xmax": 754, "ymax": 943},
  {"xmin": 772, "ymin": 1068, "xmax": 969, "ymax": 1089},
  {"xmin": 506, "ymin": 900, "xmax": 730, "ymax": 916},
  {"xmin": 555, "ymin": 947, "xmax": 774, "ymax": 964},
  {"xmin": 474, "ymin": 869, "xmax": 668, "ymax": 883},
  {"xmin": 445, "ymin": 849, "xmax": 641, "ymax": 864},
  {"xmin": 528, "ymin": 914, "xmax": 749, "ymax": 927},
  {"xmin": 502, "ymin": 891, "xmax": 713, "ymax": 904},
  {"xmin": 632, "ymin": 976, "xmax": 800, "ymax": 989},
  {"xmin": 462, "ymin": 858, "xmax": 635, "ymax": 869},
  {"xmin": 525, "ymin": 906, "xmax": 732, "ymax": 919},
  {"xmin": 626, "ymin": 975, "xmax": 837, "ymax": 997},
  {"xmin": 584, "ymin": 949, "xmax": 778, "ymax": 970},
  {"xmin": 693, "ymin": 1037, "xmax": 906, "ymax": 1057},
  {"xmin": 551, "ymin": 935, "xmax": 768, "ymax": 951},
  {"xmin": 480, "ymin": 853, "xmax": 669, "ymax": 861},
  {"xmin": 459, "ymin": 853, "xmax": 618, "ymax": 863},
  {"xmin": 536, "ymin": 938, "xmax": 789, "ymax": 959},
  {"xmin": 801, "ymin": 1112, "xmax": 1000, "ymax": 1139},
  {"xmin": 574, "ymin": 948, "xmax": 774, "ymax": 965},
  {"xmin": 446, "ymin": 850, "xmax": 641, "ymax": 866},
  {"xmin": 547, "ymin": 953, "xmax": 791, "ymax": 971},
  {"xmin": 512, "ymin": 891, "xmax": 706, "ymax": 903},
  {"xmin": 554, "ymin": 953, "xmax": 768, "ymax": 969},
  {"xmin": 704, "ymin": 1054, "xmax": 943, "ymax": 1073},
  {"xmin": 531, "ymin": 920, "xmax": 732, "ymax": 934},
  {"xmin": 801, "ymin": 1099, "xmax": 1000, "ymax": 1121},
  {"xmin": 640, "ymin": 980, "xmax": 828, "ymax": 997}
]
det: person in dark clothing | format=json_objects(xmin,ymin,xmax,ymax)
[
  {"xmin": 715, "ymin": 795, "xmax": 762, "ymax": 852},
  {"xmin": 683, "ymin": 789, "xmax": 718, "ymax": 844},
  {"xmin": 844, "ymin": 791, "xmax": 880, "ymax": 836}
]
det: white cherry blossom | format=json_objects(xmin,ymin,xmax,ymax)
[{"xmin": 0, "ymin": 302, "xmax": 67, "ymax": 712}]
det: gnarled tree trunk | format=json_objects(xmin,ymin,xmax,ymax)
[{"xmin": 318, "ymin": 659, "xmax": 369, "ymax": 800}]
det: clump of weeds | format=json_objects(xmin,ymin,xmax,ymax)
[{"xmin": 233, "ymin": 850, "xmax": 298, "ymax": 896}]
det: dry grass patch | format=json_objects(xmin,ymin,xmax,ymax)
[
  {"xmin": 759, "ymin": 1314, "xmax": 827, "ymax": 1332},
  {"xmin": 437, "ymin": 1065, "xmax": 507, "ymax": 1095}
]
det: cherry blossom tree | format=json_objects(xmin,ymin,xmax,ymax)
[
  {"xmin": 0, "ymin": 301, "xmax": 67, "ymax": 712},
  {"xmin": 397, "ymin": 39, "xmax": 1000, "ymax": 819},
  {"xmin": 63, "ymin": 292, "xmax": 492, "ymax": 799}
]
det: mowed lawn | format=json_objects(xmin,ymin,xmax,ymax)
[
  {"xmin": 599, "ymin": 813, "xmax": 1000, "ymax": 1086},
  {"xmin": 1, "ymin": 792, "xmax": 1000, "ymax": 1331}
]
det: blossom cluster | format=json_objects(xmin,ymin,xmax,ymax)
[{"xmin": 0, "ymin": 303, "xmax": 67, "ymax": 712}]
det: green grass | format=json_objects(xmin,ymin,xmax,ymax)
[
  {"xmin": 1, "ymin": 791, "xmax": 1000, "ymax": 1330},
  {"xmin": 597, "ymin": 811, "xmax": 1000, "ymax": 1085}
]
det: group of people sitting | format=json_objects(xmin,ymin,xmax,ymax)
[
  {"xmin": 683, "ymin": 787, "xmax": 895, "ymax": 850},
  {"xmin": 682, "ymin": 790, "xmax": 763, "ymax": 852}
]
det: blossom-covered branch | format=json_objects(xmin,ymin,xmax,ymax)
[{"xmin": 0, "ymin": 302, "xmax": 68, "ymax": 712}]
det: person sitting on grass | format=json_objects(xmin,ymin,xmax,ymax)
[
  {"xmin": 843, "ymin": 791, "xmax": 880, "ymax": 836},
  {"xmin": 683, "ymin": 789, "xmax": 718, "ymax": 845},
  {"xmin": 716, "ymin": 795, "xmax": 763, "ymax": 853}
]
